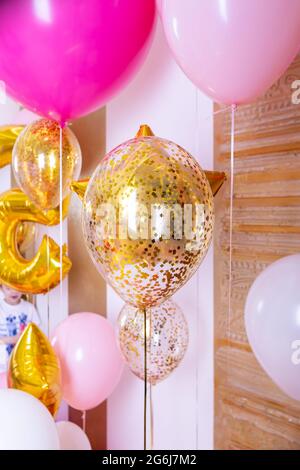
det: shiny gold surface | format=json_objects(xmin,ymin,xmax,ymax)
[
  {"xmin": 8, "ymin": 323, "xmax": 62, "ymax": 416},
  {"xmin": 15, "ymin": 221, "xmax": 36, "ymax": 255},
  {"xmin": 12, "ymin": 119, "xmax": 82, "ymax": 210},
  {"xmin": 0, "ymin": 189, "xmax": 71, "ymax": 294},
  {"xmin": 0, "ymin": 125, "xmax": 24, "ymax": 168},
  {"xmin": 205, "ymin": 170, "xmax": 226, "ymax": 197},
  {"xmin": 82, "ymin": 126, "xmax": 215, "ymax": 308},
  {"xmin": 136, "ymin": 124, "xmax": 155, "ymax": 137},
  {"xmin": 71, "ymin": 179, "xmax": 90, "ymax": 201}
]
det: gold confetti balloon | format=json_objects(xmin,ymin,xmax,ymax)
[
  {"xmin": 118, "ymin": 299, "xmax": 189, "ymax": 385},
  {"xmin": 8, "ymin": 323, "xmax": 62, "ymax": 416},
  {"xmin": 82, "ymin": 125, "xmax": 215, "ymax": 308},
  {"xmin": 12, "ymin": 119, "xmax": 82, "ymax": 210}
]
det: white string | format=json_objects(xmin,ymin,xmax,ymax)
[
  {"xmin": 59, "ymin": 126, "xmax": 63, "ymax": 320},
  {"xmin": 228, "ymin": 105, "xmax": 236, "ymax": 331},
  {"xmin": 195, "ymin": 87, "xmax": 200, "ymax": 451},
  {"xmin": 82, "ymin": 410, "xmax": 87, "ymax": 433}
]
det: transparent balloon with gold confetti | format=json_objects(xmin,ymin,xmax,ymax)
[
  {"xmin": 12, "ymin": 119, "xmax": 82, "ymax": 211},
  {"xmin": 118, "ymin": 299, "xmax": 188, "ymax": 384},
  {"xmin": 82, "ymin": 125, "xmax": 221, "ymax": 309}
]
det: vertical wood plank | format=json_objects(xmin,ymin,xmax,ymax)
[{"xmin": 214, "ymin": 56, "xmax": 300, "ymax": 450}]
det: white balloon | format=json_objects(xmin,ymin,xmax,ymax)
[
  {"xmin": 56, "ymin": 421, "xmax": 91, "ymax": 450},
  {"xmin": 0, "ymin": 389, "xmax": 59, "ymax": 450},
  {"xmin": 245, "ymin": 254, "xmax": 300, "ymax": 401}
]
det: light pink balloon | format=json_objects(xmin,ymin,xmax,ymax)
[
  {"xmin": 161, "ymin": 0, "xmax": 300, "ymax": 104},
  {"xmin": 245, "ymin": 254, "xmax": 300, "ymax": 401},
  {"xmin": 156, "ymin": 0, "xmax": 162, "ymax": 15},
  {"xmin": 0, "ymin": 0, "xmax": 155, "ymax": 124},
  {"xmin": 52, "ymin": 313, "xmax": 124, "ymax": 411},
  {"xmin": 0, "ymin": 372, "xmax": 7, "ymax": 389}
]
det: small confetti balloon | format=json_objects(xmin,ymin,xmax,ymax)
[
  {"xmin": 13, "ymin": 119, "xmax": 82, "ymax": 210},
  {"xmin": 118, "ymin": 299, "xmax": 189, "ymax": 385},
  {"xmin": 82, "ymin": 125, "xmax": 214, "ymax": 308}
]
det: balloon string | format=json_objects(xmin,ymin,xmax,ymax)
[
  {"xmin": 143, "ymin": 307, "xmax": 147, "ymax": 450},
  {"xmin": 59, "ymin": 125, "xmax": 63, "ymax": 322},
  {"xmin": 195, "ymin": 87, "xmax": 200, "ymax": 450},
  {"xmin": 149, "ymin": 306, "xmax": 153, "ymax": 450},
  {"xmin": 150, "ymin": 383, "xmax": 154, "ymax": 450},
  {"xmin": 46, "ymin": 228, "xmax": 50, "ymax": 338},
  {"xmin": 226, "ymin": 103, "xmax": 236, "ymax": 436},
  {"xmin": 228, "ymin": 105, "xmax": 236, "ymax": 331},
  {"xmin": 204, "ymin": 105, "xmax": 232, "ymax": 121},
  {"xmin": 82, "ymin": 410, "xmax": 87, "ymax": 433}
]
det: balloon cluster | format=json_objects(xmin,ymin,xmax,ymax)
[
  {"xmin": 0, "ymin": 0, "xmax": 298, "ymax": 450},
  {"xmin": 74, "ymin": 124, "xmax": 225, "ymax": 384},
  {"xmin": 0, "ymin": 314, "xmax": 124, "ymax": 450}
]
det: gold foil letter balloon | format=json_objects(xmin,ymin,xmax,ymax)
[
  {"xmin": 118, "ymin": 299, "xmax": 189, "ymax": 384},
  {"xmin": 82, "ymin": 125, "xmax": 220, "ymax": 308},
  {"xmin": 0, "ymin": 125, "xmax": 24, "ymax": 168},
  {"xmin": 0, "ymin": 189, "xmax": 71, "ymax": 294},
  {"xmin": 12, "ymin": 119, "xmax": 82, "ymax": 210},
  {"xmin": 8, "ymin": 323, "xmax": 62, "ymax": 416}
]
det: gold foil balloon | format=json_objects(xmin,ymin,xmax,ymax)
[
  {"xmin": 0, "ymin": 188, "xmax": 71, "ymax": 294},
  {"xmin": 82, "ymin": 125, "xmax": 220, "ymax": 308},
  {"xmin": 8, "ymin": 323, "xmax": 62, "ymax": 416},
  {"xmin": 0, "ymin": 125, "xmax": 24, "ymax": 168},
  {"xmin": 12, "ymin": 119, "xmax": 82, "ymax": 210},
  {"xmin": 16, "ymin": 222, "xmax": 37, "ymax": 255},
  {"xmin": 118, "ymin": 299, "xmax": 189, "ymax": 384}
]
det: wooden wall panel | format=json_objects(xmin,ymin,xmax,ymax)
[{"xmin": 214, "ymin": 56, "xmax": 300, "ymax": 450}]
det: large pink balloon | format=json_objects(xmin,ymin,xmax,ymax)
[
  {"xmin": 161, "ymin": 0, "xmax": 300, "ymax": 104},
  {"xmin": 245, "ymin": 255, "xmax": 300, "ymax": 401},
  {"xmin": 52, "ymin": 313, "xmax": 124, "ymax": 411},
  {"xmin": 0, "ymin": 0, "xmax": 155, "ymax": 124}
]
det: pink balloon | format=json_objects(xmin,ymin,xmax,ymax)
[
  {"xmin": 0, "ymin": 0, "xmax": 155, "ymax": 124},
  {"xmin": 162, "ymin": 0, "xmax": 300, "ymax": 104},
  {"xmin": 245, "ymin": 255, "xmax": 300, "ymax": 401},
  {"xmin": 156, "ymin": 0, "xmax": 162, "ymax": 15},
  {"xmin": 52, "ymin": 313, "xmax": 124, "ymax": 411},
  {"xmin": 0, "ymin": 372, "xmax": 7, "ymax": 389}
]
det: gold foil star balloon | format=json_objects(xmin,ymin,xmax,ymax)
[
  {"xmin": 118, "ymin": 299, "xmax": 189, "ymax": 384},
  {"xmin": 81, "ymin": 125, "xmax": 223, "ymax": 308},
  {"xmin": 8, "ymin": 323, "xmax": 62, "ymax": 416},
  {"xmin": 12, "ymin": 119, "xmax": 82, "ymax": 210}
]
